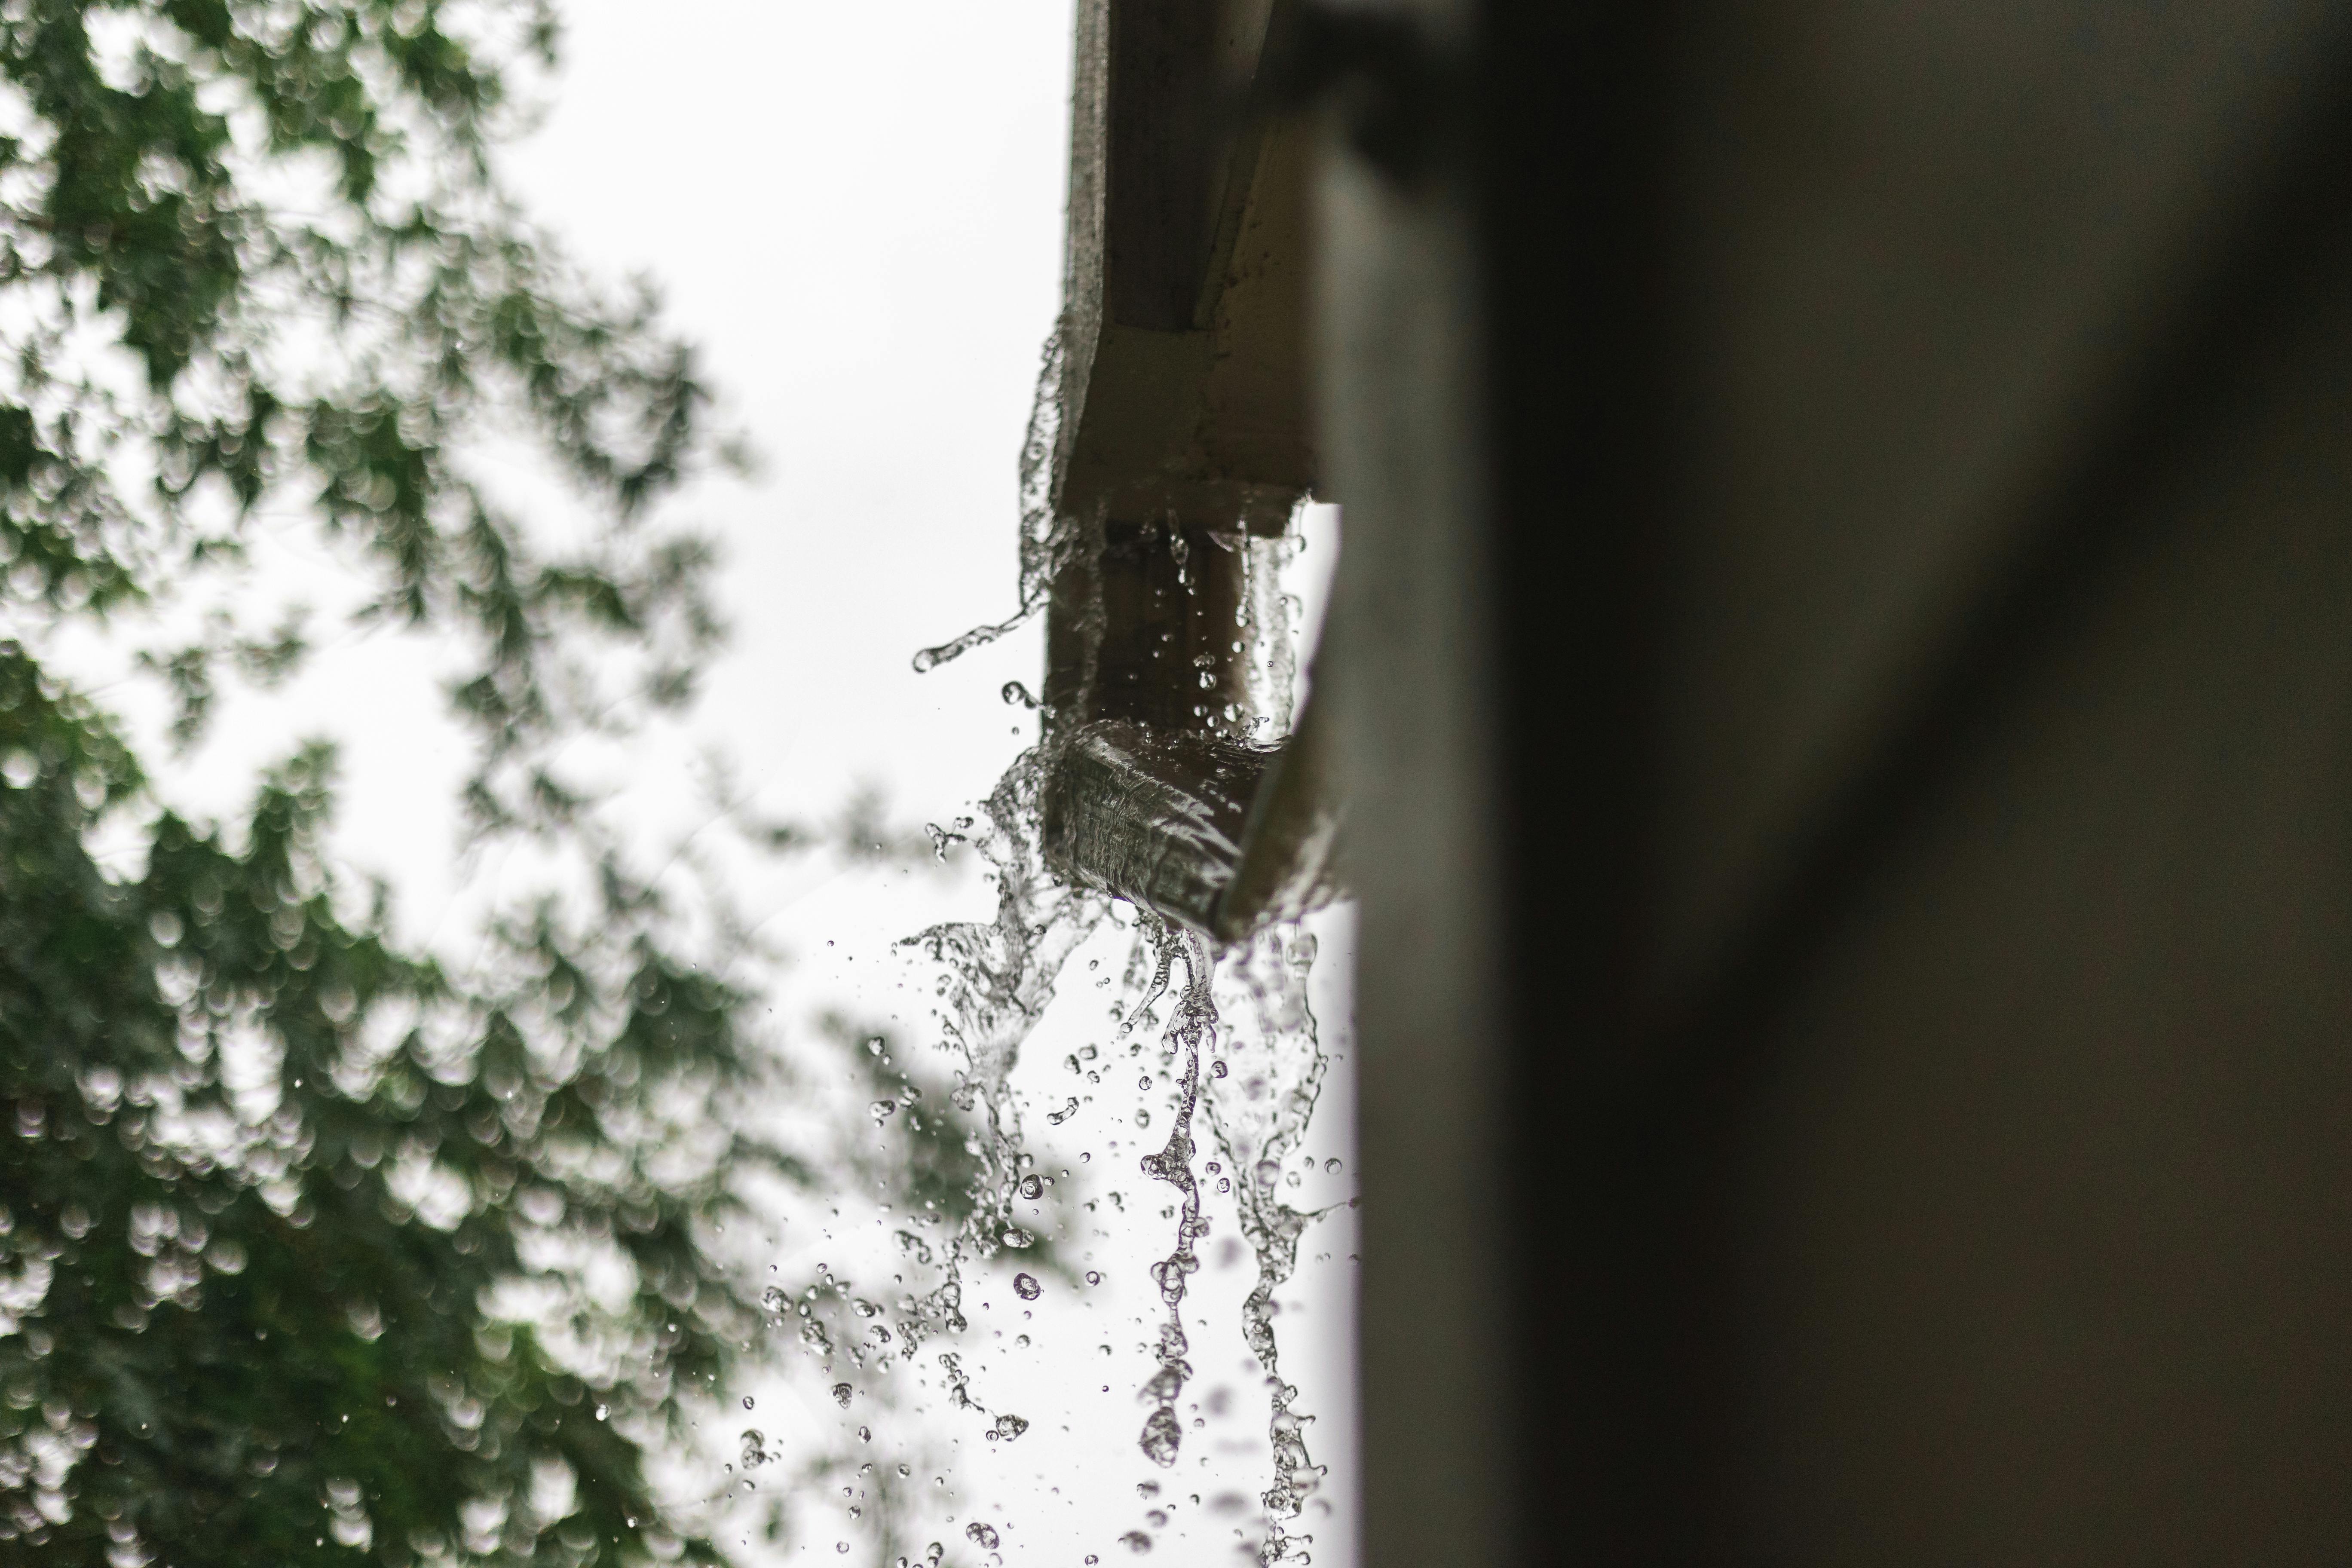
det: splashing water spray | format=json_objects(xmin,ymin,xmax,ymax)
[{"xmin": 879, "ymin": 314, "xmax": 1345, "ymax": 1563}]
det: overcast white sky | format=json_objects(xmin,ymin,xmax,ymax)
[{"xmin": 497, "ymin": 0, "xmax": 1073, "ymax": 833}]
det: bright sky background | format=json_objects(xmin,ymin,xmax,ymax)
[
  {"xmin": 499, "ymin": 0, "xmax": 1075, "ymax": 836},
  {"xmin": 81, "ymin": 1, "xmax": 1362, "ymax": 1561}
]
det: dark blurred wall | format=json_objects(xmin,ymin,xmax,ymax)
[{"xmin": 1317, "ymin": 0, "xmax": 2352, "ymax": 1560}]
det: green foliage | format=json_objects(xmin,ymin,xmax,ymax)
[
  {"xmin": 0, "ymin": 660, "xmax": 780, "ymax": 1563},
  {"xmin": 0, "ymin": 0, "xmax": 720, "ymax": 827},
  {"xmin": 0, "ymin": 1, "xmax": 788, "ymax": 1562}
]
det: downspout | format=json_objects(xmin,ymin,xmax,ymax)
[{"xmin": 1035, "ymin": 0, "xmax": 1339, "ymax": 943}]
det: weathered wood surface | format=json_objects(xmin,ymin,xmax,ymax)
[{"xmin": 1054, "ymin": 0, "xmax": 1317, "ymax": 535}]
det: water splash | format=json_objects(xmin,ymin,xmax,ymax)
[
  {"xmin": 911, "ymin": 323, "xmax": 1074, "ymax": 674},
  {"xmin": 899, "ymin": 757, "xmax": 1102, "ymax": 1339},
  {"xmin": 808, "ymin": 318, "xmax": 1341, "ymax": 1557},
  {"xmin": 776, "ymin": 819, "xmax": 1341, "ymax": 1562},
  {"xmin": 1240, "ymin": 533, "xmax": 1304, "ymax": 741},
  {"xmin": 740, "ymin": 741, "xmax": 1103, "ymax": 1565},
  {"xmin": 1205, "ymin": 926, "xmax": 1335, "ymax": 1560},
  {"xmin": 1127, "ymin": 919, "xmax": 1216, "ymax": 1468}
]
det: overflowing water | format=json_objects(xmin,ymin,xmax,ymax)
[
  {"xmin": 744, "ymin": 801, "xmax": 1344, "ymax": 1559},
  {"xmin": 879, "ymin": 823, "xmax": 1339, "ymax": 1561},
  {"xmin": 740, "ymin": 320, "xmax": 1347, "ymax": 1565},
  {"xmin": 909, "ymin": 324, "xmax": 1076, "ymax": 680}
]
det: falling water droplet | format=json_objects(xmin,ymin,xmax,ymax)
[
  {"xmin": 742, "ymin": 1396, "xmax": 754, "ymax": 1410},
  {"xmin": 1018, "ymin": 1174, "xmax": 1045, "ymax": 1200},
  {"xmin": 1210, "ymin": 1060, "xmax": 1228, "ymax": 1079},
  {"xmin": 1139, "ymin": 1406, "xmax": 1182, "ymax": 1466},
  {"xmin": 594, "ymin": 1405, "xmax": 608, "ymax": 1421},
  {"xmin": 831, "ymin": 1383, "xmax": 854, "ymax": 1408},
  {"xmin": 1001, "ymin": 1226, "xmax": 1034, "ymax": 1249},
  {"xmin": 1325, "ymin": 1158, "xmax": 1341, "ymax": 1174},
  {"xmin": 965, "ymin": 1522, "xmax": 1001, "ymax": 1550},
  {"xmin": 858, "ymin": 1425, "xmax": 872, "ymax": 1441},
  {"xmin": 1013, "ymin": 1273, "xmax": 1041, "ymax": 1301},
  {"xmin": 1121, "ymin": 1531, "xmax": 1154, "ymax": 1554},
  {"xmin": 1084, "ymin": 1270, "xmax": 1102, "ymax": 1285}
]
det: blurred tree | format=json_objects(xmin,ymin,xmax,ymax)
[{"xmin": 0, "ymin": 1, "xmax": 791, "ymax": 1562}]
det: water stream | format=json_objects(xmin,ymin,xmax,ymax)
[
  {"xmin": 889, "ymin": 806, "xmax": 1338, "ymax": 1563},
  {"xmin": 748, "ymin": 324, "xmax": 1344, "ymax": 1566}
]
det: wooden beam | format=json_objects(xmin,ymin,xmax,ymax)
[{"xmin": 1054, "ymin": 0, "xmax": 1317, "ymax": 535}]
